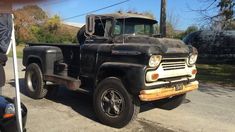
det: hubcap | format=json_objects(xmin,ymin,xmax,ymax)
[{"xmin": 101, "ymin": 89, "xmax": 124, "ymax": 117}]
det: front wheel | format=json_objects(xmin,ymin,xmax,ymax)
[
  {"xmin": 93, "ymin": 77, "xmax": 140, "ymax": 128},
  {"xmin": 25, "ymin": 63, "xmax": 48, "ymax": 99},
  {"xmin": 154, "ymin": 94, "xmax": 186, "ymax": 110}
]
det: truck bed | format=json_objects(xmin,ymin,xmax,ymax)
[{"xmin": 27, "ymin": 43, "xmax": 81, "ymax": 78}]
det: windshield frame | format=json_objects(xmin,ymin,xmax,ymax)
[{"xmin": 113, "ymin": 18, "xmax": 157, "ymax": 37}]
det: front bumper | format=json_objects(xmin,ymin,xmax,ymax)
[{"xmin": 139, "ymin": 81, "xmax": 199, "ymax": 101}]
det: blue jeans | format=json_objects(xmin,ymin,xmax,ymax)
[{"xmin": 0, "ymin": 53, "xmax": 7, "ymax": 88}]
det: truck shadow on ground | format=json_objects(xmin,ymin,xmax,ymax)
[
  {"xmin": 8, "ymin": 78, "xmax": 184, "ymax": 126},
  {"xmin": 8, "ymin": 78, "xmax": 98, "ymax": 122}
]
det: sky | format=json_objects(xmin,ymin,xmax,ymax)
[{"xmin": 36, "ymin": 0, "xmax": 206, "ymax": 30}]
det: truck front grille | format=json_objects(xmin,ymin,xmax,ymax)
[{"xmin": 161, "ymin": 59, "xmax": 186, "ymax": 71}]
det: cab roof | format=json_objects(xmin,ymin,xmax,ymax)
[{"xmin": 91, "ymin": 12, "xmax": 157, "ymax": 22}]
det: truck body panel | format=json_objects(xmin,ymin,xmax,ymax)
[
  {"xmin": 23, "ymin": 39, "xmax": 196, "ymax": 94},
  {"xmin": 22, "ymin": 12, "xmax": 199, "ymax": 128}
]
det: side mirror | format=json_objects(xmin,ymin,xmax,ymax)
[{"xmin": 86, "ymin": 15, "xmax": 95, "ymax": 36}]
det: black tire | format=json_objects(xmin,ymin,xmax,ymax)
[
  {"xmin": 25, "ymin": 63, "xmax": 47, "ymax": 99},
  {"xmin": 154, "ymin": 94, "xmax": 186, "ymax": 110},
  {"xmin": 93, "ymin": 77, "xmax": 140, "ymax": 128}
]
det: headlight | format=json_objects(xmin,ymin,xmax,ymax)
[
  {"xmin": 149, "ymin": 55, "xmax": 162, "ymax": 68},
  {"xmin": 188, "ymin": 54, "xmax": 198, "ymax": 65},
  {"xmin": 4, "ymin": 103, "xmax": 15, "ymax": 119}
]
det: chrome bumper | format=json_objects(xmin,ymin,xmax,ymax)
[{"xmin": 139, "ymin": 81, "xmax": 199, "ymax": 101}]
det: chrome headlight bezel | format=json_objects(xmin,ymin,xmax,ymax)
[
  {"xmin": 149, "ymin": 55, "xmax": 162, "ymax": 68},
  {"xmin": 188, "ymin": 54, "xmax": 198, "ymax": 65}
]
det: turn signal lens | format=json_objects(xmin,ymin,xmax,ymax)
[
  {"xmin": 151, "ymin": 73, "xmax": 159, "ymax": 81},
  {"xmin": 192, "ymin": 69, "xmax": 197, "ymax": 75}
]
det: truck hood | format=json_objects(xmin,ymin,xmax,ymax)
[{"xmin": 113, "ymin": 36, "xmax": 192, "ymax": 57}]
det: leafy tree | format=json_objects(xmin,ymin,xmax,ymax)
[
  {"xmin": 14, "ymin": 5, "xmax": 48, "ymax": 44},
  {"xmin": 225, "ymin": 20, "xmax": 235, "ymax": 29},
  {"xmin": 45, "ymin": 15, "xmax": 60, "ymax": 33},
  {"xmin": 184, "ymin": 26, "xmax": 199, "ymax": 35},
  {"xmin": 14, "ymin": 5, "xmax": 78, "ymax": 44},
  {"xmin": 166, "ymin": 22, "xmax": 175, "ymax": 38}
]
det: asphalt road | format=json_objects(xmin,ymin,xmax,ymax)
[{"xmin": 2, "ymin": 58, "xmax": 235, "ymax": 132}]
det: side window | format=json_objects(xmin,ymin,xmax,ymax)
[
  {"xmin": 94, "ymin": 20, "xmax": 106, "ymax": 37},
  {"xmin": 114, "ymin": 25, "xmax": 121, "ymax": 35},
  {"xmin": 104, "ymin": 20, "xmax": 112, "ymax": 38},
  {"xmin": 93, "ymin": 19, "xmax": 112, "ymax": 38}
]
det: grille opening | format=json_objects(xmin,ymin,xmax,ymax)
[
  {"xmin": 158, "ymin": 75, "xmax": 191, "ymax": 82},
  {"xmin": 161, "ymin": 58, "xmax": 186, "ymax": 71}
]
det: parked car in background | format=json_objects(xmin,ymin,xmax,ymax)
[{"xmin": 183, "ymin": 30, "xmax": 235, "ymax": 64}]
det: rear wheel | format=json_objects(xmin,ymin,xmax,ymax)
[
  {"xmin": 93, "ymin": 77, "xmax": 140, "ymax": 128},
  {"xmin": 154, "ymin": 94, "xmax": 186, "ymax": 110},
  {"xmin": 25, "ymin": 63, "xmax": 48, "ymax": 99}
]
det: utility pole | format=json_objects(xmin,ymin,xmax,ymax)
[{"xmin": 160, "ymin": 0, "xmax": 167, "ymax": 37}]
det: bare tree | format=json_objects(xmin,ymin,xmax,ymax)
[
  {"xmin": 188, "ymin": 0, "xmax": 234, "ymax": 30},
  {"xmin": 167, "ymin": 10, "xmax": 180, "ymax": 29}
]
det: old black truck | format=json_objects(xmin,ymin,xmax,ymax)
[{"xmin": 22, "ymin": 13, "xmax": 199, "ymax": 128}]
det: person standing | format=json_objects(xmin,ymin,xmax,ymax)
[
  {"xmin": 0, "ymin": 53, "xmax": 7, "ymax": 95},
  {"xmin": 0, "ymin": 14, "xmax": 12, "ymax": 95}
]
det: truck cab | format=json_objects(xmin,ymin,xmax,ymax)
[{"xmin": 23, "ymin": 12, "xmax": 199, "ymax": 128}]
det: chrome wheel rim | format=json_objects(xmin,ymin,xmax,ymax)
[{"xmin": 101, "ymin": 89, "xmax": 124, "ymax": 117}]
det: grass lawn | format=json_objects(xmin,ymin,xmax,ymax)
[
  {"xmin": 7, "ymin": 44, "xmax": 25, "ymax": 58},
  {"xmin": 196, "ymin": 64, "xmax": 235, "ymax": 86}
]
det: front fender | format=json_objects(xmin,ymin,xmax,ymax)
[{"xmin": 97, "ymin": 62, "xmax": 146, "ymax": 95}]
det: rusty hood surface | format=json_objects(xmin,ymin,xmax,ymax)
[{"xmin": 113, "ymin": 36, "xmax": 192, "ymax": 57}]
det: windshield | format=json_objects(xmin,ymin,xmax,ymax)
[{"xmin": 114, "ymin": 18, "xmax": 157, "ymax": 36}]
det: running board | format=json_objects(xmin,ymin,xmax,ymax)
[{"xmin": 44, "ymin": 75, "xmax": 81, "ymax": 91}]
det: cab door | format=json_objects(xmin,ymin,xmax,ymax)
[
  {"xmin": 80, "ymin": 16, "xmax": 114, "ymax": 79},
  {"xmin": 80, "ymin": 43, "xmax": 98, "ymax": 78}
]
